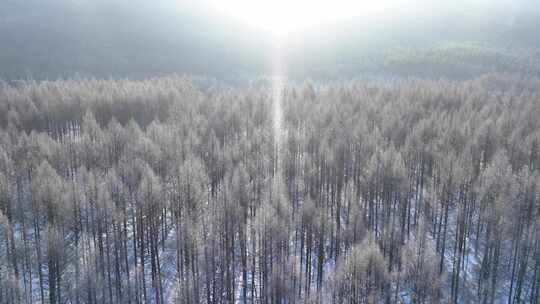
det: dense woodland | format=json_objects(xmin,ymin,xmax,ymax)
[{"xmin": 0, "ymin": 74, "xmax": 539, "ymax": 303}]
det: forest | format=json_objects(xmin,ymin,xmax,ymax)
[{"xmin": 0, "ymin": 74, "xmax": 538, "ymax": 303}]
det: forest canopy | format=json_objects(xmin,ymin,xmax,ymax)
[{"xmin": 0, "ymin": 74, "xmax": 539, "ymax": 303}]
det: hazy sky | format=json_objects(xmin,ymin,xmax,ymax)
[
  {"xmin": 205, "ymin": 0, "xmax": 410, "ymax": 35},
  {"xmin": 1, "ymin": 0, "xmax": 539, "ymax": 81},
  {"xmin": 195, "ymin": 0, "xmax": 537, "ymax": 36}
]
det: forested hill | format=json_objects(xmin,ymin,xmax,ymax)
[
  {"xmin": 0, "ymin": 0, "xmax": 271, "ymax": 81},
  {"xmin": 0, "ymin": 74, "xmax": 539, "ymax": 303},
  {"xmin": 1, "ymin": 0, "xmax": 540, "ymax": 82}
]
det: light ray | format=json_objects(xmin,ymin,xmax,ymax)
[{"xmin": 272, "ymin": 38, "xmax": 285, "ymax": 176}]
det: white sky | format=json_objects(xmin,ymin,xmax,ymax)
[
  {"xmin": 205, "ymin": 0, "xmax": 412, "ymax": 35},
  {"xmin": 184, "ymin": 0, "xmax": 538, "ymax": 37}
]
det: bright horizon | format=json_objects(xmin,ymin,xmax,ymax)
[{"xmin": 206, "ymin": 0, "xmax": 411, "ymax": 36}]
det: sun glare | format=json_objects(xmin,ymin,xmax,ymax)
[{"xmin": 208, "ymin": 0, "xmax": 405, "ymax": 36}]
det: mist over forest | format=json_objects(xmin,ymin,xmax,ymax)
[
  {"xmin": 1, "ymin": 1, "xmax": 540, "ymax": 304},
  {"xmin": 1, "ymin": 0, "xmax": 540, "ymax": 82}
]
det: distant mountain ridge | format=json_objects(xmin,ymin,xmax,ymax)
[{"xmin": 1, "ymin": 0, "xmax": 539, "ymax": 82}]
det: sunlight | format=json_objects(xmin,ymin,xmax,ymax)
[
  {"xmin": 208, "ymin": 0, "xmax": 407, "ymax": 36},
  {"xmin": 206, "ymin": 0, "xmax": 410, "ymax": 178}
]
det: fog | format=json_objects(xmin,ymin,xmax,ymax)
[{"xmin": 1, "ymin": 0, "xmax": 539, "ymax": 82}]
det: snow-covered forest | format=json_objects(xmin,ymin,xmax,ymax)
[{"xmin": 0, "ymin": 74, "xmax": 539, "ymax": 303}]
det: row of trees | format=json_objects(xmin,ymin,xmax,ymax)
[{"xmin": 0, "ymin": 74, "xmax": 539, "ymax": 303}]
